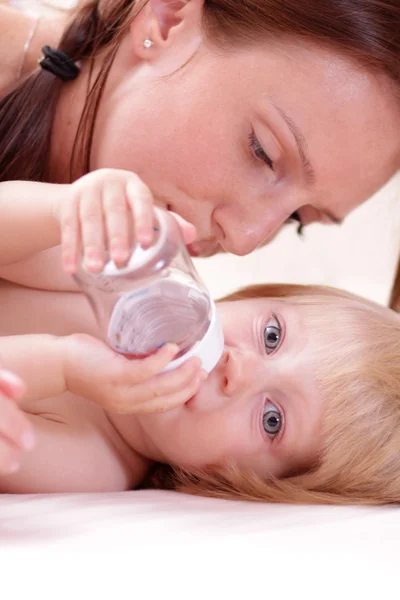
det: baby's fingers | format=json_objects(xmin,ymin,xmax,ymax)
[
  {"xmin": 134, "ymin": 366, "xmax": 207, "ymax": 414},
  {"xmin": 60, "ymin": 193, "xmax": 80, "ymax": 274},
  {"xmin": 103, "ymin": 181, "xmax": 131, "ymax": 268},
  {"xmin": 0, "ymin": 436, "xmax": 22, "ymax": 475},
  {"xmin": 0, "ymin": 369, "xmax": 26, "ymax": 400},
  {"xmin": 126, "ymin": 178, "xmax": 155, "ymax": 249},
  {"xmin": 80, "ymin": 188, "xmax": 106, "ymax": 272},
  {"xmin": 123, "ymin": 343, "xmax": 181, "ymax": 383},
  {"xmin": 0, "ymin": 394, "xmax": 35, "ymax": 454},
  {"xmin": 113, "ymin": 357, "xmax": 204, "ymax": 414}
]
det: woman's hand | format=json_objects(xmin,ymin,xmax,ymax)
[
  {"xmin": 54, "ymin": 169, "xmax": 197, "ymax": 274},
  {"xmin": 62, "ymin": 334, "xmax": 206, "ymax": 414},
  {"xmin": 0, "ymin": 369, "xmax": 35, "ymax": 475}
]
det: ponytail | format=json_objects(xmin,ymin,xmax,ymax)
[{"xmin": 0, "ymin": 70, "xmax": 61, "ymax": 182}]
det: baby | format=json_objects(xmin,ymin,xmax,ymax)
[{"xmin": 0, "ymin": 170, "xmax": 399, "ymax": 504}]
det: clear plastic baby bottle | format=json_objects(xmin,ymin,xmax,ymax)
[{"xmin": 73, "ymin": 208, "xmax": 224, "ymax": 373}]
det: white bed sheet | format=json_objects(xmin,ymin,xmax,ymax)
[{"xmin": 1, "ymin": 490, "xmax": 399, "ymax": 599}]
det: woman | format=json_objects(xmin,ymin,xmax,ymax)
[{"xmin": 0, "ymin": 0, "xmax": 399, "ymax": 286}]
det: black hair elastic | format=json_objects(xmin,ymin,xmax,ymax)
[{"xmin": 39, "ymin": 46, "xmax": 80, "ymax": 81}]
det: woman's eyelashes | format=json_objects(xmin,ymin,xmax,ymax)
[
  {"xmin": 263, "ymin": 401, "xmax": 283, "ymax": 438},
  {"xmin": 289, "ymin": 211, "xmax": 304, "ymax": 236},
  {"xmin": 249, "ymin": 131, "xmax": 274, "ymax": 171},
  {"xmin": 263, "ymin": 315, "xmax": 282, "ymax": 354}
]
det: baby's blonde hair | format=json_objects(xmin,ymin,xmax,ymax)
[{"xmin": 165, "ymin": 284, "xmax": 400, "ymax": 505}]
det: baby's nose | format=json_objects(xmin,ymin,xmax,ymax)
[{"xmin": 220, "ymin": 349, "xmax": 263, "ymax": 397}]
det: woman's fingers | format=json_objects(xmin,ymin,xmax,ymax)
[
  {"xmin": 126, "ymin": 178, "xmax": 156, "ymax": 249},
  {"xmin": 170, "ymin": 212, "xmax": 197, "ymax": 245}
]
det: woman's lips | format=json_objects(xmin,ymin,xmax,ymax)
[{"xmin": 187, "ymin": 239, "xmax": 222, "ymax": 258}]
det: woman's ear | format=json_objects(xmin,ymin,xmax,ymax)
[{"xmin": 130, "ymin": 0, "xmax": 204, "ymax": 59}]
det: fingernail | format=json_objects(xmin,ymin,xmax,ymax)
[
  {"xmin": 85, "ymin": 258, "xmax": 103, "ymax": 271},
  {"xmin": 166, "ymin": 343, "xmax": 179, "ymax": 354},
  {"xmin": 198, "ymin": 370, "xmax": 208, "ymax": 382},
  {"xmin": 137, "ymin": 230, "xmax": 153, "ymax": 248},
  {"xmin": 21, "ymin": 429, "xmax": 35, "ymax": 450},
  {"xmin": 111, "ymin": 248, "xmax": 130, "ymax": 262}
]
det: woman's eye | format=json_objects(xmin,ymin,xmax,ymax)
[
  {"xmin": 263, "ymin": 316, "xmax": 281, "ymax": 354},
  {"xmin": 263, "ymin": 402, "xmax": 282, "ymax": 437},
  {"xmin": 248, "ymin": 131, "xmax": 274, "ymax": 170}
]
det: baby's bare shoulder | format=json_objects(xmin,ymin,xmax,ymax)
[{"xmin": 0, "ymin": 392, "xmax": 149, "ymax": 493}]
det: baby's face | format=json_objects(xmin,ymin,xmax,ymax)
[{"xmin": 137, "ymin": 298, "xmax": 324, "ymax": 478}]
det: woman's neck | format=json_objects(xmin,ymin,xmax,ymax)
[
  {"xmin": 48, "ymin": 60, "xmax": 94, "ymax": 183},
  {"xmin": 48, "ymin": 33, "xmax": 137, "ymax": 183}
]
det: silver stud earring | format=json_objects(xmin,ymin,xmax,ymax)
[{"xmin": 143, "ymin": 37, "xmax": 154, "ymax": 49}]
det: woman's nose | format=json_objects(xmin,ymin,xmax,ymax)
[
  {"xmin": 220, "ymin": 349, "xmax": 263, "ymax": 397},
  {"xmin": 213, "ymin": 205, "xmax": 282, "ymax": 256}
]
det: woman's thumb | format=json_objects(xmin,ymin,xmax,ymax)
[{"xmin": 170, "ymin": 212, "xmax": 197, "ymax": 245}]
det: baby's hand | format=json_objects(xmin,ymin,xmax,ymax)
[
  {"xmin": 62, "ymin": 334, "xmax": 206, "ymax": 414},
  {"xmin": 55, "ymin": 169, "xmax": 196, "ymax": 274},
  {"xmin": 0, "ymin": 369, "xmax": 35, "ymax": 475}
]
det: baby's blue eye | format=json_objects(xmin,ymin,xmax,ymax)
[
  {"xmin": 263, "ymin": 316, "xmax": 281, "ymax": 354},
  {"xmin": 263, "ymin": 402, "xmax": 282, "ymax": 436}
]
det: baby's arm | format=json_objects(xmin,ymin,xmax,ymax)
[
  {"xmin": 0, "ymin": 333, "xmax": 202, "ymax": 413},
  {"xmin": 0, "ymin": 171, "xmax": 196, "ymax": 291},
  {"xmin": 0, "ymin": 333, "xmax": 203, "ymax": 492},
  {"xmin": 0, "ymin": 180, "xmax": 65, "ymax": 266},
  {"xmin": 0, "ymin": 334, "xmax": 148, "ymax": 493}
]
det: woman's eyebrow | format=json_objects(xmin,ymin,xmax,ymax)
[{"xmin": 273, "ymin": 104, "xmax": 316, "ymax": 186}]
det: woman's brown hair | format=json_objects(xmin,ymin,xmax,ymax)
[{"xmin": 0, "ymin": 0, "xmax": 399, "ymax": 299}]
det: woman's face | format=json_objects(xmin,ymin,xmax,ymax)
[
  {"xmin": 92, "ymin": 22, "xmax": 400, "ymax": 257},
  {"xmin": 135, "ymin": 298, "xmax": 324, "ymax": 478}
]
